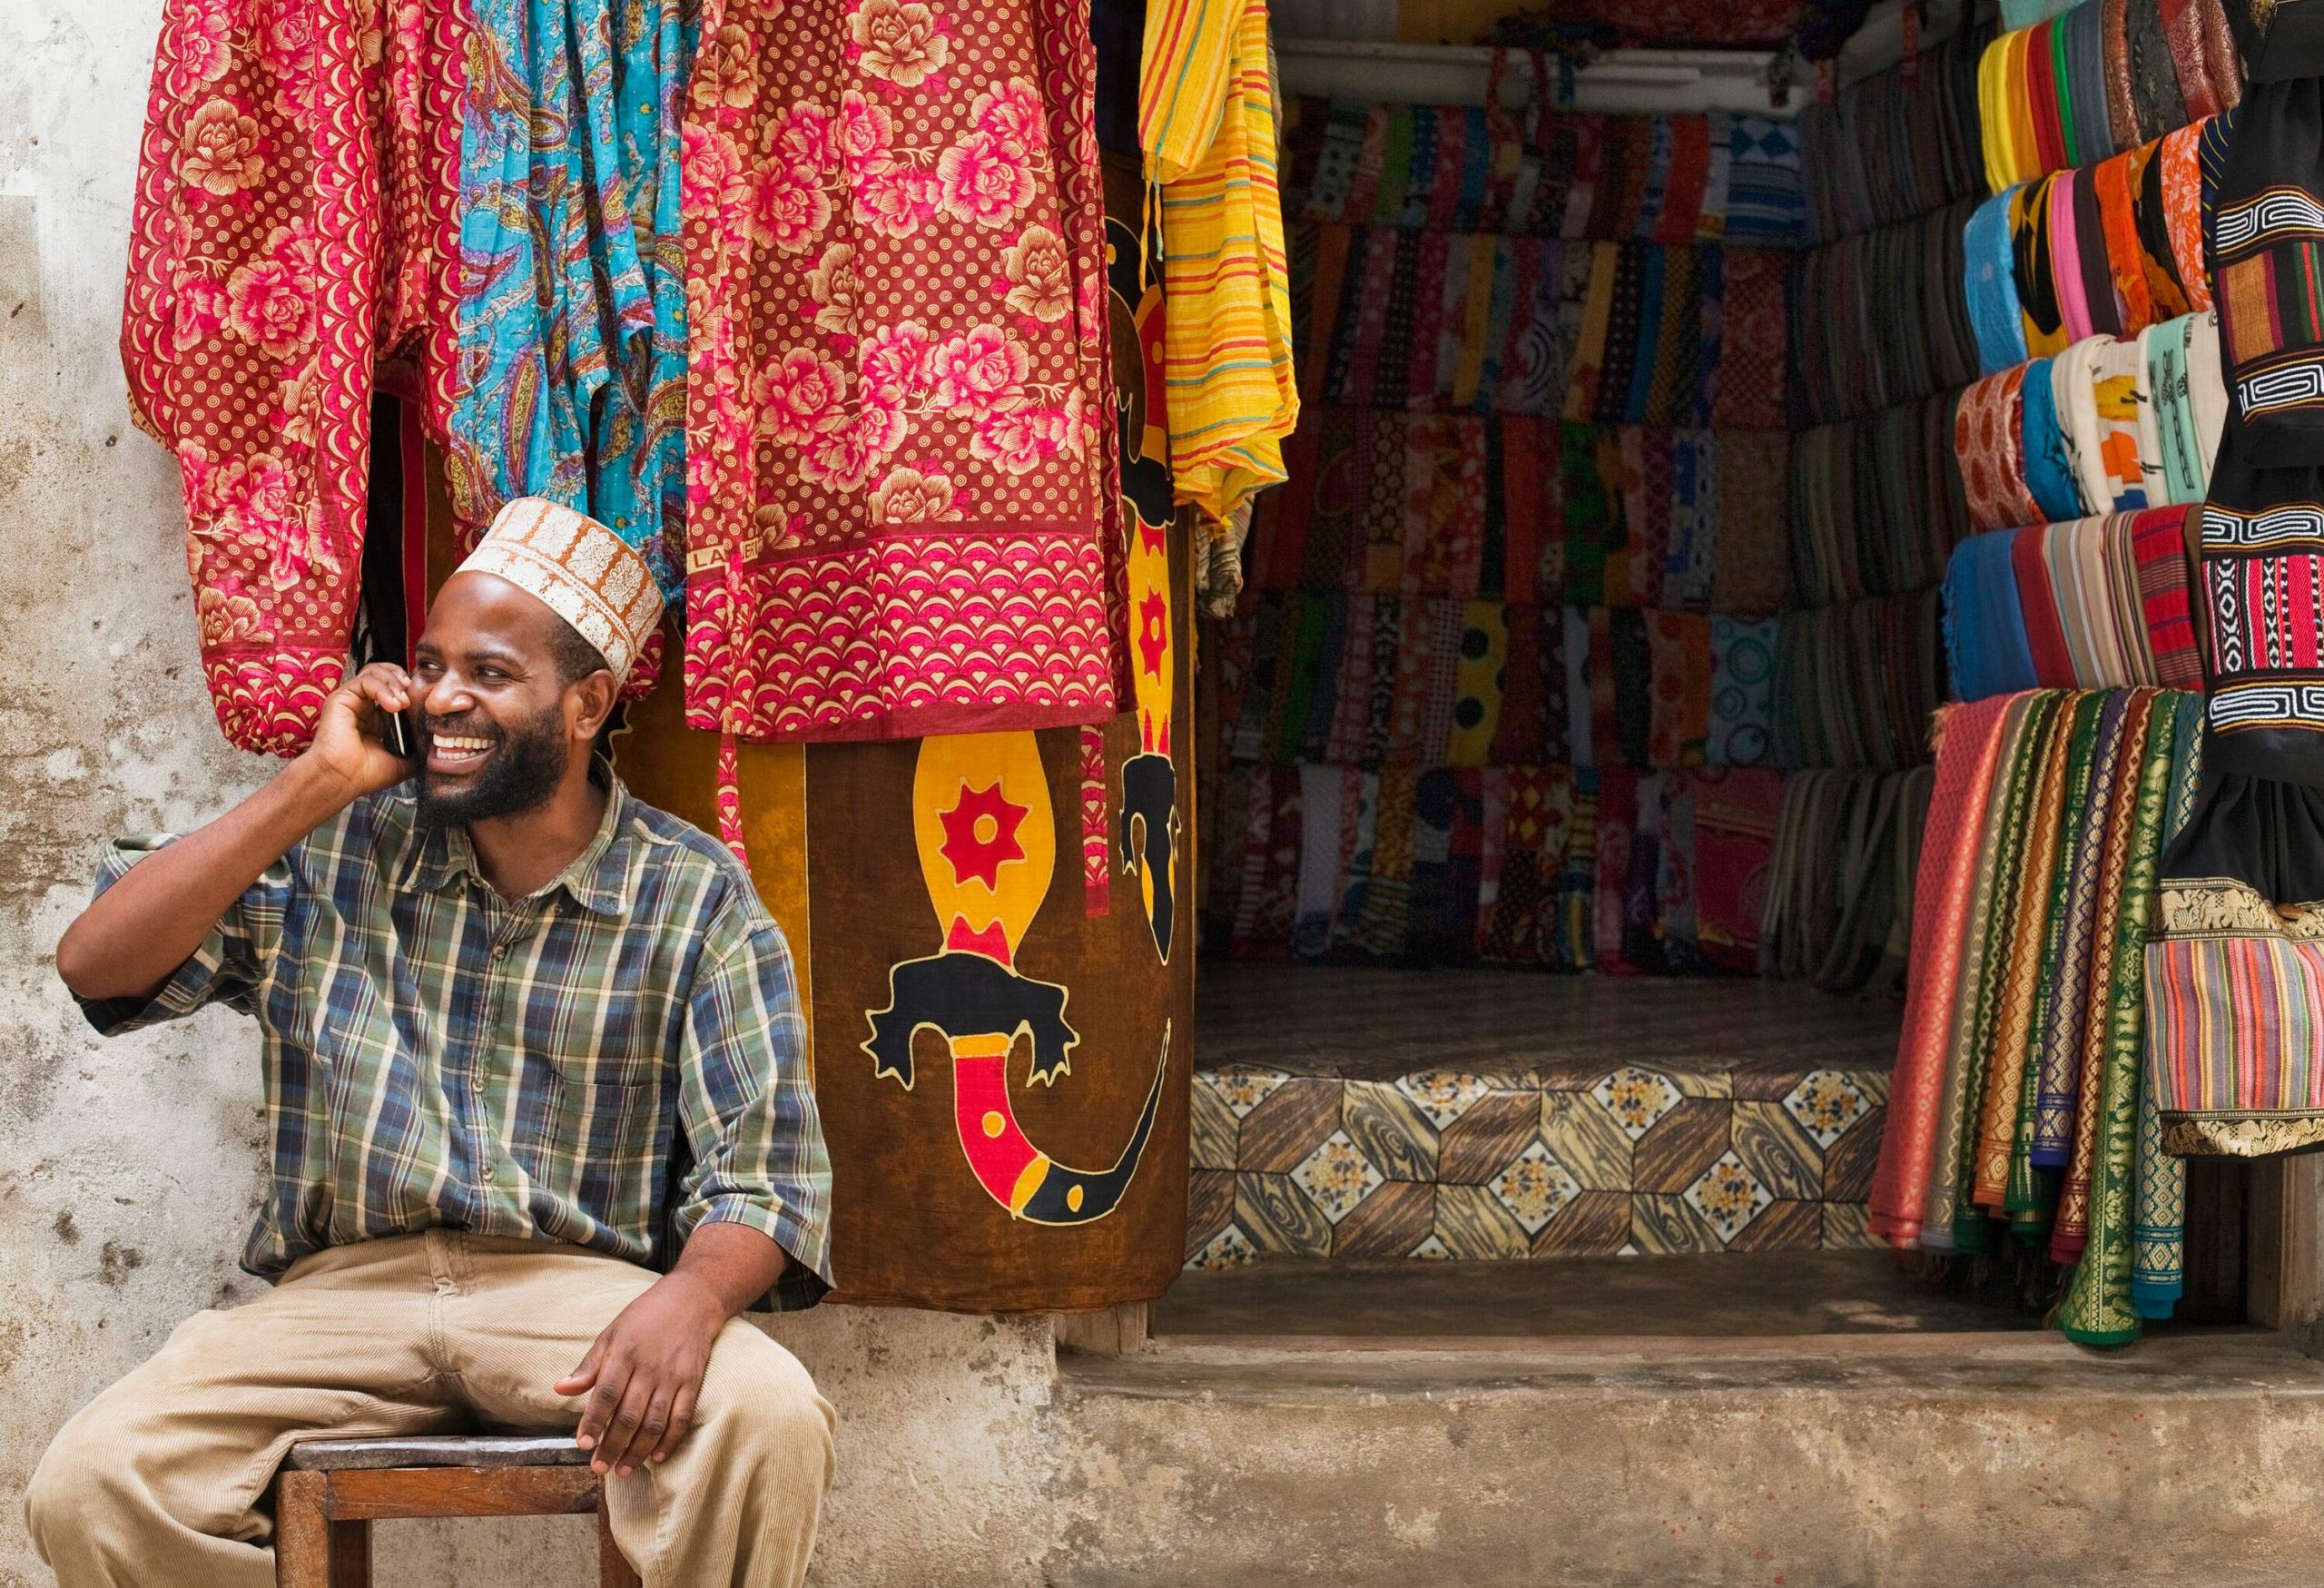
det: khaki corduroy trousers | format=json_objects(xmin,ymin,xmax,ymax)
[{"xmin": 25, "ymin": 1230, "xmax": 834, "ymax": 1587}]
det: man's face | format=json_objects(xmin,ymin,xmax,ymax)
[{"xmin": 410, "ymin": 572, "xmax": 578, "ymax": 827}]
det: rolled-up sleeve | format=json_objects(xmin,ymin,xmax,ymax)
[
  {"xmin": 674, "ymin": 911, "xmax": 833, "ymax": 1310},
  {"xmin": 73, "ymin": 837, "xmax": 290, "ymax": 1036}
]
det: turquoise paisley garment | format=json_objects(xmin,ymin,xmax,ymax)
[{"xmin": 448, "ymin": 0, "xmax": 694, "ymax": 602}]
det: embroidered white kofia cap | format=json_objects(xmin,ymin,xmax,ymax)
[{"xmin": 458, "ymin": 498, "xmax": 665, "ymax": 681}]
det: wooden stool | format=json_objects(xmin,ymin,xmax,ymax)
[{"xmin": 273, "ymin": 1434, "xmax": 641, "ymax": 1587}]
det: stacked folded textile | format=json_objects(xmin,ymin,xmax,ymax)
[
  {"xmin": 1870, "ymin": 687, "xmax": 2206, "ymax": 1345},
  {"xmin": 1207, "ymin": 761, "xmax": 1788, "ymax": 974},
  {"xmin": 1771, "ymin": 592, "xmax": 1949, "ymax": 770},
  {"xmin": 1758, "ymin": 768, "xmax": 1935, "ymax": 992},
  {"xmin": 1954, "ymin": 320, "xmax": 2227, "ymax": 531},
  {"xmin": 1285, "ymin": 97, "xmax": 1806, "ymax": 246},
  {"xmin": 1961, "ymin": 120, "xmax": 2225, "ymax": 372},
  {"xmin": 1791, "ymin": 393, "xmax": 1976, "ymax": 604},
  {"xmin": 1798, "ymin": 23, "xmax": 1991, "ymax": 243},
  {"xmin": 1209, "ymin": 593, "xmax": 1781, "ymax": 774},
  {"xmin": 1291, "ymin": 225, "xmax": 1792, "ymax": 427},
  {"xmin": 1246, "ymin": 414, "xmax": 1792, "ymax": 610},
  {"xmin": 1977, "ymin": 0, "xmax": 2241, "ymax": 192},
  {"xmin": 1940, "ymin": 509, "xmax": 2203, "ymax": 700},
  {"xmin": 1790, "ymin": 202, "xmax": 1985, "ymax": 425}
]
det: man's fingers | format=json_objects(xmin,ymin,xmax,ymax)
[
  {"xmin": 595, "ymin": 1373, "xmax": 657, "ymax": 1477},
  {"xmin": 652, "ymin": 1381, "xmax": 700, "ymax": 1465},
  {"xmin": 618, "ymin": 1385, "xmax": 675, "ymax": 1478},
  {"xmin": 349, "ymin": 663, "xmax": 413, "ymax": 715},
  {"xmin": 555, "ymin": 1336, "xmax": 606, "ymax": 1399},
  {"xmin": 576, "ymin": 1356, "xmax": 631, "ymax": 1453}
]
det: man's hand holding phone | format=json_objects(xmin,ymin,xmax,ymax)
[{"xmin": 308, "ymin": 663, "xmax": 421, "ymax": 803}]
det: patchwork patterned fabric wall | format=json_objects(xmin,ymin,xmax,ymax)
[{"xmin": 1196, "ymin": 37, "xmax": 1990, "ymax": 982}]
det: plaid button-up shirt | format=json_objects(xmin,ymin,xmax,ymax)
[{"xmin": 75, "ymin": 774, "xmax": 832, "ymax": 1309}]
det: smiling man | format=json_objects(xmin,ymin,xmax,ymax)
[{"xmin": 29, "ymin": 499, "xmax": 835, "ymax": 1588}]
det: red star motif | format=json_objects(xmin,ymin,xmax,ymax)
[
  {"xmin": 1136, "ymin": 589, "xmax": 1169, "ymax": 681},
  {"xmin": 936, "ymin": 781, "xmax": 1029, "ymax": 890}
]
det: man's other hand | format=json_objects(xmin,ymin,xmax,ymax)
[{"xmin": 556, "ymin": 1270, "xmax": 726, "ymax": 1477}]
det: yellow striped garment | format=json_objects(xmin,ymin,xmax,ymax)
[{"xmin": 1139, "ymin": 0, "xmax": 1300, "ymax": 522}]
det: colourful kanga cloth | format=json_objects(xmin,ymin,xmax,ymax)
[
  {"xmin": 70, "ymin": 777, "xmax": 833, "ymax": 1308},
  {"xmin": 121, "ymin": 0, "xmax": 468, "ymax": 754},
  {"xmin": 445, "ymin": 0, "xmax": 691, "ymax": 618},
  {"xmin": 681, "ymin": 0, "xmax": 1128, "ymax": 744},
  {"xmin": 1871, "ymin": 695, "xmax": 2017, "ymax": 1246},
  {"xmin": 1141, "ymin": 0, "xmax": 1298, "ymax": 520}
]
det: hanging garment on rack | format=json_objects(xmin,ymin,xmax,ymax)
[
  {"xmin": 444, "ymin": 0, "xmax": 693, "ymax": 618},
  {"xmin": 121, "ymin": 0, "xmax": 468, "ymax": 753},
  {"xmin": 680, "ymin": 0, "xmax": 1127, "ymax": 744},
  {"xmin": 1141, "ymin": 0, "xmax": 1299, "ymax": 522}
]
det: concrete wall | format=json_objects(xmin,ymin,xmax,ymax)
[{"xmin": 0, "ymin": 5, "xmax": 1059, "ymax": 1584}]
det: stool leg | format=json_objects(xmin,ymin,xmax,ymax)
[
  {"xmin": 597, "ymin": 1490, "xmax": 643, "ymax": 1588},
  {"xmin": 276, "ymin": 1473, "xmax": 371, "ymax": 1587},
  {"xmin": 329, "ymin": 1519, "xmax": 372, "ymax": 1588}
]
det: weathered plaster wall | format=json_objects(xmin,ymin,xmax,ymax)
[{"xmin": 0, "ymin": 5, "xmax": 1059, "ymax": 1584}]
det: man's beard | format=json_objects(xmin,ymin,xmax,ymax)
[{"xmin": 415, "ymin": 705, "xmax": 571, "ymax": 827}]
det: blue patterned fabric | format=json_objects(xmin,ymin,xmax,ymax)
[
  {"xmin": 1965, "ymin": 189, "xmax": 2032, "ymax": 374},
  {"xmin": 448, "ymin": 0, "xmax": 694, "ymax": 601},
  {"xmin": 1942, "ymin": 530, "xmax": 2040, "ymax": 703},
  {"xmin": 1723, "ymin": 115, "xmax": 1806, "ymax": 247}
]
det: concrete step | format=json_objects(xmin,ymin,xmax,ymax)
[{"xmin": 1045, "ymin": 1331, "xmax": 2324, "ymax": 1588}]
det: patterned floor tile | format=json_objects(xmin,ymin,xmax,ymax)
[
  {"xmin": 1822, "ymin": 1104, "xmax": 1885, "ymax": 1202},
  {"xmin": 1187, "ymin": 1169, "xmax": 1235, "ymax": 1252},
  {"xmin": 1821, "ymin": 1199, "xmax": 1884, "ymax": 1250},
  {"xmin": 1341, "ymin": 1078, "xmax": 1442, "ymax": 1181},
  {"xmin": 1202, "ymin": 1066, "xmax": 1291, "ymax": 1119},
  {"xmin": 1237, "ymin": 1077, "xmax": 1348, "ymax": 1172},
  {"xmin": 1410, "ymin": 1233, "xmax": 1455, "ymax": 1259},
  {"xmin": 1392, "ymin": 1070, "xmax": 1495, "ymax": 1129},
  {"xmin": 1292, "ymin": 1129, "xmax": 1387, "ymax": 1225},
  {"xmin": 1540, "ymin": 1088, "xmax": 1638, "ymax": 1191},
  {"xmin": 1235, "ymin": 1171, "xmax": 1334, "ymax": 1258},
  {"xmin": 1589, "ymin": 1066, "xmax": 1684, "ymax": 1141},
  {"xmin": 1489, "ymin": 1138, "xmax": 1583, "ymax": 1234},
  {"xmin": 1730, "ymin": 1100, "xmax": 1824, "ymax": 1202},
  {"xmin": 1682, "ymin": 1150, "xmax": 1774, "ymax": 1243},
  {"xmin": 1630, "ymin": 1192, "xmax": 1728, "ymax": 1255},
  {"xmin": 1432, "ymin": 1184, "xmax": 1535, "ymax": 1259},
  {"xmin": 1727, "ymin": 1198, "xmax": 1822, "ymax": 1253},
  {"xmin": 1631, "ymin": 1098, "xmax": 1734, "ymax": 1192},
  {"xmin": 1187, "ymin": 1223, "xmax": 1259, "ymax": 1270},
  {"xmin": 1660, "ymin": 1058, "xmax": 1736, "ymax": 1100},
  {"xmin": 1531, "ymin": 1189, "xmax": 1632, "ymax": 1255},
  {"xmin": 1782, "ymin": 1069, "xmax": 1874, "ymax": 1149},
  {"xmin": 1332, "ymin": 1180, "xmax": 1439, "ymax": 1258},
  {"xmin": 1438, "ymin": 1090, "xmax": 1545, "ymax": 1182},
  {"xmin": 1189, "ymin": 1079, "xmax": 1243, "ymax": 1173},
  {"xmin": 1728, "ymin": 1060, "xmax": 1816, "ymax": 1102}
]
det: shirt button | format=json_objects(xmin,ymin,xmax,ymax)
[
  {"xmin": 480, "ymin": 1164, "xmax": 496, "ymax": 1181},
  {"xmin": 492, "ymin": 943, "xmax": 508, "ymax": 959},
  {"xmin": 471, "ymin": 1075, "xmax": 487, "ymax": 1092}
]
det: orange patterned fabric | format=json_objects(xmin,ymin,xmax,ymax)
[
  {"xmin": 1869, "ymin": 694, "xmax": 2017, "ymax": 1246},
  {"xmin": 681, "ymin": 0, "xmax": 1128, "ymax": 744},
  {"xmin": 123, "ymin": 0, "xmax": 468, "ymax": 754}
]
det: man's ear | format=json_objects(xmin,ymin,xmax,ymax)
[{"xmin": 569, "ymin": 670, "xmax": 621, "ymax": 741}]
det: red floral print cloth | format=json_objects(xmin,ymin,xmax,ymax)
[
  {"xmin": 122, "ymin": 0, "xmax": 466, "ymax": 754},
  {"xmin": 682, "ymin": 0, "xmax": 1128, "ymax": 744}
]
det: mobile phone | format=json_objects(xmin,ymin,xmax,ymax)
[{"xmin": 383, "ymin": 708, "xmax": 419, "ymax": 764}]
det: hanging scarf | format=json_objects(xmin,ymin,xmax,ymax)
[
  {"xmin": 2129, "ymin": 690, "xmax": 2203, "ymax": 1317},
  {"xmin": 1957, "ymin": 365, "xmax": 2048, "ymax": 532},
  {"xmin": 2094, "ymin": 146, "xmax": 2160, "ymax": 332},
  {"xmin": 2013, "ymin": 175, "xmax": 2072, "ymax": 357},
  {"xmin": 2131, "ymin": 505, "xmax": 2202, "ymax": 685},
  {"xmin": 1872, "ymin": 695, "xmax": 2019, "ymax": 1245},
  {"xmin": 2057, "ymin": 688, "xmax": 2175, "ymax": 1344}
]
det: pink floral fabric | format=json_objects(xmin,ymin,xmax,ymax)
[
  {"xmin": 122, "ymin": 0, "xmax": 467, "ymax": 754},
  {"xmin": 683, "ymin": 0, "xmax": 1128, "ymax": 743}
]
